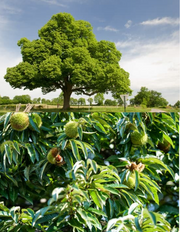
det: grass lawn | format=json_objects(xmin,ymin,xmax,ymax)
[{"xmin": 0, "ymin": 104, "xmax": 179, "ymax": 113}]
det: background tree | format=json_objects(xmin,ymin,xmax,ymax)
[
  {"xmin": 78, "ymin": 97, "xmax": 86, "ymax": 106},
  {"xmin": 94, "ymin": 93, "xmax": 104, "ymax": 106},
  {"xmin": 41, "ymin": 98, "xmax": 51, "ymax": 104},
  {"xmin": 130, "ymin": 87, "xmax": 168, "ymax": 107},
  {"xmin": 70, "ymin": 97, "xmax": 78, "ymax": 105},
  {"xmin": 12, "ymin": 95, "xmax": 32, "ymax": 104},
  {"xmin": 131, "ymin": 87, "xmax": 150, "ymax": 106},
  {"xmin": 4, "ymin": 12, "xmax": 131, "ymax": 110},
  {"xmin": 87, "ymin": 97, "xmax": 93, "ymax": 106},
  {"xmin": 0, "ymin": 96, "xmax": 12, "ymax": 105},
  {"xmin": 104, "ymin": 99, "xmax": 117, "ymax": 106},
  {"xmin": 32, "ymin": 97, "xmax": 41, "ymax": 104},
  {"xmin": 148, "ymin": 90, "xmax": 168, "ymax": 107},
  {"xmin": 174, "ymin": 100, "xmax": 180, "ymax": 108}
]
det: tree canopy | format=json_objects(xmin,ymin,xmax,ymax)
[
  {"xmin": 130, "ymin": 87, "xmax": 168, "ymax": 107},
  {"xmin": 4, "ymin": 12, "xmax": 131, "ymax": 109}
]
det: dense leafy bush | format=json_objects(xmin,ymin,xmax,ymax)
[{"xmin": 0, "ymin": 112, "xmax": 179, "ymax": 231}]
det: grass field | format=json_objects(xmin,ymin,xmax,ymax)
[{"xmin": 0, "ymin": 104, "xmax": 179, "ymax": 113}]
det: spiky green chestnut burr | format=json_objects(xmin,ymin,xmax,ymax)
[
  {"xmin": 47, "ymin": 148, "xmax": 59, "ymax": 164},
  {"xmin": 10, "ymin": 112, "xmax": 29, "ymax": 131},
  {"xmin": 29, "ymin": 113, "xmax": 42, "ymax": 130},
  {"xmin": 64, "ymin": 121, "xmax": 79, "ymax": 138},
  {"xmin": 157, "ymin": 139, "xmax": 171, "ymax": 153},
  {"xmin": 78, "ymin": 117, "xmax": 86, "ymax": 125},
  {"xmin": 124, "ymin": 172, "xmax": 136, "ymax": 189},
  {"xmin": 130, "ymin": 130, "xmax": 148, "ymax": 146}
]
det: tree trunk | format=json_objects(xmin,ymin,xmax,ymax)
[
  {"xmin": 63, "ymin": 78, "xmax": 72, "ymax": 110},
  {"xmin": 63, "ymin": 90, "xmax": 71, "ymax": 110}
]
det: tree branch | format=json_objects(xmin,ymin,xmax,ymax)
[{"xmin": 72, "ymin": 87, "xmax": 98, "ymax": 96}]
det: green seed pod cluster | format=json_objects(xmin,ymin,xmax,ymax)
[
  {"xmin": 157, "ymin": 139, "xmax": 171, "ymax": 153},
  {"xmin": 130, "ymin": 130, "xmax": 148, "ymax": 146},
  {"xmin": 64, "ymin": 121, "xmax": 79, "ymax": 138},
  {"xmin": 124, "ymin": 172, "xmax": 136, "ymax": 189},
  {"xmin": 10, "ymin": 112, "xmax": 29, "ymax": 131},
  {"xmin": 29, "ymin": 113, "xmax": 42, "ymax": 131}
]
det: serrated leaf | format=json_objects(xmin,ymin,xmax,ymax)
[
  {"xmin": 25, "ymin": 143, "xmax": 36, "ymax": 163},
  {"xmin": 135, "ymin": 217, "xmax": 143, "ymax": 232},
  {"xmin": 69, "ymin": 140, "xmax": 81, "ymax": 160},
  {"xmin": 87, "ymin": 207, "xmax": 106, "ymax": 217},
  {"xmin": 134, "ymin": 170, "xmax": 139, "ymax": 191},
  {"xmin": 89, "ymin": 190, "xmax": 102, "ymax": 208},
  {"xmin": 29, "ymin": 116, "xmax": 40, "ymax": 133},
  {"xmin": 40, "ymin": 161, "xmax": 49, "ymax": 180},
  {"xmin": 128, "ymin": 202, "xmax": 139, "ymax": 215},
  {"xmin": 4, "ymin": 144, "xmax": 12, "ymax": 165},
  {"xmin": 52, "ymin": 187, "xmax": 65, "ymax": 201},
  {"xmin": 78, "ymin": 126, "xmax": 83, "ymax": 140}
]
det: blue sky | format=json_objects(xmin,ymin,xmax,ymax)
[{"xmin": 0, "ymin": 0, "xmax": 179, "ymax": 105}]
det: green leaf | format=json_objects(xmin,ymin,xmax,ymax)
[
  {"xmin": 5, "ymin": 174, "xmax": 18, "ymax": 187},
  {"xmin": 52, "ymin": 187, "xmax": 65, "ymax": 201},
  {"xmin": 74, "ymin": 140, "xmax": 88, "ymax": 159},
  {"xmin": 40, "ymin": 161, "xmax": 49, "ymax": 180},
  {"xmin": 134, "ymin": 170, "xmax": 139, "ymax": 191},
  {"xmin": 4, "ymin": 112, "xmax": 12, "ymax": 129},
  {"xmin": 77, "ymin": 208, "xmax": 92, "ymax": 230},
  {"xmin": 140, "ymin": 156, "xmax": 174, "ymax": 178},
  {"xmin": 68, "ymin": 218, "xmax": 85, "ymax": 231},
  {"xmin": 78, "ymin": 126, "xmax": 83, "ymax": 140},
  {"xmin": 89, "ymin": 190, "xmax": 102, "ymax": 208},
  {"xmin": 105, "ymin": 183, "xmax": 129, "ymax": 189},
  {"xmin": 35, "ymin": 213, "xmax": 58, "ymax": 225},
  {"xmin": 135, "ymin": 217, "xmax": 143, "ymax": 232},
  {"xmin": 24, "ymin": 166, "xmax": 30, "ymax": 181},
  {"xmin": 93, "ymin": 122, "xmax": 107, "ymax": 134},
  {"xmin": 128, "ymin": 202, "xmax": 139, "ymax": 215},
  {"xmin": 87, "ymin": 207, "xmax": 106, "ymax": 217},
  {"xmin": 4, "ymin": 144, "xmax": 13, "ymax": 165},
  {"xmin": 25, "ymin": 143, "xmax": 36, "ymax": 163},
  {"xmin": 163, "ymin": 133, "xmax": 174, "ymax": 148},
  {"xmin": 87, "ymin": 159, "xmax": 98, "ymax": 173},
  {"xmin": 29, "ymin": 116, "xmax": 40, "ymax": 133},
  {"xmin": 69, "ymin": 140, "xmax": 81, "ymax": 160}
]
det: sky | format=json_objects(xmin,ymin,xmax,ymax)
[{"xmin": 0, "ymin": 0, "xmax": 179, "ymax": 105}]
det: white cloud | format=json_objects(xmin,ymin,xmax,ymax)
[
  {"xmin": 0, "ymin": 0, "xmax": 22, "ymax": 14},
  {"xmin": 97, "ymin": 26, "xmax": 119, "ymax": 32},
  {"xmin": 37, "ymin": 0, "xmax": 67, "ymax": 7},
  {"xmin": 116, "ymin": 31, "xmax": 180, "ymax": 104},
  {"xmin": 140, "ymin": 17, "xmax": 180, "ymax": 26},
  {"xmin": 125, "ymin": 20, "xmax": 132, "ymax": 28}
]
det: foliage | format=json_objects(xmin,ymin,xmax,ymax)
[
  {"xmin": 87, "ymin": 98, "xmax": 93, "ymax": 106},
  {"xmin": 78, "ymin": 98, "xmax": 86, "ymax": 106},
  {"xmin": 130, "ymin": 87, "xmax": 168, "ymax": 107},
  {"xmin": 94, "ymin": 93, "xmax": 105, "ymax": 106},
  {"xmin": 13, "ymin": 95, "xmax": 32, "ymax": 104},
  {"xmin": 70, "ymin": 98, "xmax": 78, "ymax": 106},
  {"xmin": 174, "ymin": 100, "xmax": 180, "ymax": 108},
  {"xmin": 4, "ymin": 12, "xmax": 131, "ymax": 110},
  {"xmin": 0, "ymin": 112, "xmax": 179, "ymax": 231},
  {"xmin": 104, "ymin": 99, "xmax": 117, "ymax": 106},
  {"xmin": 0, "ymin": 97, "xmax": 12, "ymax": 105}
]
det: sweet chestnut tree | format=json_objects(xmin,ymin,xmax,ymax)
[
  {"xmin": 4, "ymin": 12, "xmax": 131, "ymax": 110},
  {"xmin": 0, "ymin": 112, "xmax": 179, "ymax": 231}
]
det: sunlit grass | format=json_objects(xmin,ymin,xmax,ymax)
[{"xmin": 1, "ymin": 104, "xmax": 179, "ymax": 113}]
